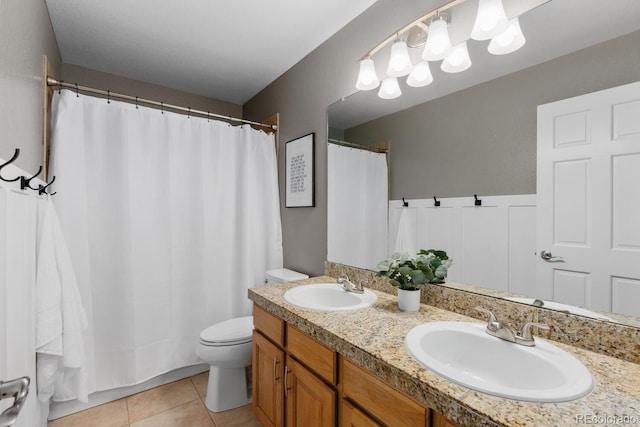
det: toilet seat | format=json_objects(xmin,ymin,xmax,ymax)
[{"xmin": 199, "ymin": 316, "xmax": 253, "ymax": 346}]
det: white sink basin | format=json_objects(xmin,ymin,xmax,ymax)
[
  {"xmin": 405, "ymin": 321, "xmax": 593, "ymax": 402},
  {"xmin": 284, "ymin": 283, "xmax": 377, "ymax": 312}
]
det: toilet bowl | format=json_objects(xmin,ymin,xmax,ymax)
[
  {"xmin": 196, "ymin": 316, "xmax": 254, "ymax": 412},
  {"xmin": 197, "ymin": 268, "xmax": 308, "ymax": 412}
]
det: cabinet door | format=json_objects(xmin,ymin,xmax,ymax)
[
  {"xmin": 253, "ymin": 331, "xmax": 284, "ymax": 427},
  {"xmin": 286, "ymin": 357, "xmax": 336, "ymax": 427},
  {"xmin": 341, "ymin": 399, "xmax": 382, "ymax": 427}
]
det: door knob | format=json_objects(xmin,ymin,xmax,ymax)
[{"xmin": 540, "ymin": 250, "xmax": 564, "ymax": 262}]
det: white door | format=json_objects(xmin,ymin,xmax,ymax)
[{"xmin": 536, "ymin": 81, "xmax": 640, "ymax": 316}]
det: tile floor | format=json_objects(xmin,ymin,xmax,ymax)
[{"xmin": 47, "ymin": 372, "xmax": 262, "ymax": 427}]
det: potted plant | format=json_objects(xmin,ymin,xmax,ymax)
[{"xmin": 376, "ymin": 249, "xmax": 452, "ymax": 311}]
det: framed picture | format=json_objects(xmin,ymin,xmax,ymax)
[{"xmin": 285, "ymin": 133, "xmax": 315, "ymax": 207}]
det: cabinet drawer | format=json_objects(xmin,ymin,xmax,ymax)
[
  {"xmin": 341, "ymin": 399, "xmax": 382, "ymax": 427},
  {"xmin": 254, "ymin": 304, "xmax": 285, "ymax": 347},
  {"xmin": 286, "ymin": 324, "xmax": 337, "ymax": 385},
  {"xmin": 341, "ymin": 358, "xmax": 426, "ymax": 427}
]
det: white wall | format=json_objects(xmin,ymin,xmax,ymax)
[{"xmin": 389, "ymin": 195, "xmax": 537, "ymax": 296}]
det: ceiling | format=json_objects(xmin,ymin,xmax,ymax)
[{"xmin": 45, "ymin": 0, "xmax": 378, "ymax": 105}]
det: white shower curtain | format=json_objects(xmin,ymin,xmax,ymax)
[
  {"xmin": 327, "ymin": 143, "xmax": 388, "ymax": 270},
  {"xmin": 49, "ymin": 90, "xmax": 283, "ymax": 397}
]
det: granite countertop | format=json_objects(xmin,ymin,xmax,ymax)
[{"xmin": 248, "ymin": 276, "xmax": 640, "ymax": 427}]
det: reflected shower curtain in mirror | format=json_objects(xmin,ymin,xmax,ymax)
[
  {"xmin": 327, "ymin": 143, "xmax": 388, "ymax": 269},
  {"xmin": 49, "ymin": 90, "xmax": 283, "ymax": 398}
]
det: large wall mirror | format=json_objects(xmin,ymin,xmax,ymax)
[{"xmin": 327, "ymin": 0, "xmax": 640, "ymax": 328}]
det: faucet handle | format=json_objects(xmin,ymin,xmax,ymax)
[
  {"xmin": 520, "ymin": 322, "xmax": 550, "ymax": 340},
  {"xmin": 476, "ymin": 306, "xmax": 498, "ymax": 324}
]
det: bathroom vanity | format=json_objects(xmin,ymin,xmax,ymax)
[{"xmin": 249, "ymin": 276, "xmax": 640, "ymax": 427}]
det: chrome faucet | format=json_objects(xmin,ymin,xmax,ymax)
[
  {"xmin": 337, "ymin": 275, "xmax": 365, "ymax": 294},
  {"xmin": 476, "ymin": 306, "xmax": 549, "ymax": 347}
]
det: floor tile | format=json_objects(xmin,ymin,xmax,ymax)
[
  {"xmin": 47, "ymin": 398, "xmax": 129, "ymax": 427},
  {"xmin": 126, "ymin": 378, "xmax": 199, "ymax": 423},
  {"xmin": 209, "ymin": 404, "xmax": 262, "ymax": 427},
  {"xmin": 130, "ymin": 399, "xmax": 213, "ymax": 427},
  {"xmin": 191, "ymin": 371, "xmax": 209, "ymax": 400}
]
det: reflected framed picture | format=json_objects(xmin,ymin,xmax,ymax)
[{"xmin": 285, "ymin": 133, "xmax": 315, "ymax": 207}]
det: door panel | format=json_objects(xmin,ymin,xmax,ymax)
[{"xmin": 537, "ymin": 81, "xmax": 640, "ymax": 316}]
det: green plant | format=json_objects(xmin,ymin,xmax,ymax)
[{"xmin": 376, "ymin": 249, "xmax": 452, "ymax": 290}]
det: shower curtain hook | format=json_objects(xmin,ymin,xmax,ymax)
[
  {"xmin": 75, "ymin": 83, "xmax": 79, "ymax": 97},
  {"xmin": 188, "ymin": 107, "xmax": 191, "ymax": 119},
  {"xmin": 207, "ymin": 111, "xmax": 209, "ymax": 122},
  {"xmin": 474, "ymin": 194, "xmax": 482, "ymax": 206},
  {"xmin": 107, "ymin": 90, "xmax": 111, "ymax": 104},
  {"xmin": 402, "ymin": 198, "xmax": 409, "ymax": 207},
  {"xmin": 0, "ymin": 148, "xmax": 21, "ymax": 183},
  {"xmin": 161, "ymin": 102, "xmax": 164, "ymax": 114},
  {"xmin": 135, "ymin": 96, "xmax": 139, "ymax": 109},
  {"xmin": 433, "ymin": 196, "xmax": 440, "ymax": 207},
  {"xmin": 58, "ymin": 81, "xmax": 63, "ymax": 94}
]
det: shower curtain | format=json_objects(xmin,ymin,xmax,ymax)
[
  {"xmin": 49, "ymin": 90, "xmax": 283, "ymax": 397},
  {"xmin": 327, "ymin": 143, "xmax": 388, "ymax": 270}
]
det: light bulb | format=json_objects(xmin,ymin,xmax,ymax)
[
  {"xmin": 386, "ymin": 39, "xmax": 413, "ymax": 77},
  {"xmin": 407, "ymin": 61, "xmax": 433, "ymax": 87},
  {"xmin": 488, "ymin": 17, "xmax": 526, "ymax": 55},
  {"xmin": 378, "ymin": 76, "xmax": 401, "ymax": 99},
  {"xmin": 441, "ymin": 42, "xmax": 471, "ymax": 73},
  {"xmin": 422, "ymin": 16, "xmax": 452, "ymax": 61},
  {"xmin": 355, "ymin": 57, "xmax": 380, "ymax": 90},
  {"xmin": 471, "ymin": 0, "xmax": 509, "ymax": 41}
]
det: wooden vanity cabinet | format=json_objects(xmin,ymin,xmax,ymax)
[
  {"xmin": 252, "ymin": 304, "xmax": 458, "ymax": 427},
  {"xmin": 252, "ymin": 305, "xmax": 337, "ymax": 427}
]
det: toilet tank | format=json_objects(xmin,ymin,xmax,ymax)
[{"xmin": 265, "ymin": 268, "xmax": 309, "ymax": 285}]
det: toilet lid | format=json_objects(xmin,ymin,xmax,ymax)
[{"xmin": 200, "ymin": 316, "xmax": 254, "ymax": 345}]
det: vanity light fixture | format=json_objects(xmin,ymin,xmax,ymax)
[
  {"xmin": 354, "ymin": 0, "xmax": 544, "ymax": 100},
  {"xmin": 387, "ymin": 38, "xmax": 413, "ymax": 77},
  {"xmin": 441, "ymin": 41, "xmax": 472, "ymax": 73},
  {"xmin": 488, "ymin": 17, "xmax": 526, "ymax": 55},
  {"xmin": 378, "ymin": 76, "xmax": 402, "ymax": 99}
]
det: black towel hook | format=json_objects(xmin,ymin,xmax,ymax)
[
  {"xmin": 38, "ymin": 175, "xmax": 56, "ymax": 196},
  {"xmin": 0, "ymin": 148, "xmax": 21, "ymax": 183},
  {"xmin": 433, "ymin": 196, "xmax": 440, "ymax": 207},
  {"xmin": 402, "ymin": 198, "xmax": 409, "ymax": 207},
  {"xmin": 474, "ymin": 194, "xmax": 482, "ymax": 206},
  {"xmin": 20, "ymin": 165, "xmax": 42, "ymax": 191}
]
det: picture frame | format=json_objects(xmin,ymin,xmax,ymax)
[{"xmin": 285, "ymin": 133, "xmax": 315, "ymax": 207}]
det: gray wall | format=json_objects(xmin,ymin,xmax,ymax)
[
  {"xmin": 62, "ymin": 64, "xmax": 242, "ymax": 118},
  {"xmin": 244, "ymin": 0, "xmax": 432, "ymax": 276},
  {"xmin": 345, "ymin": 31, "xmax": 640, "ymax": 200},
  {"xmin": 0, "ymin": 0, "xmax": 61, "ymax": 173},
  {"xmin": 245, "ymin": 1, "xmax": 640, "ymax": 275}
]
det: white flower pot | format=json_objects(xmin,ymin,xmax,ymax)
[{"xmin": 397, "ymin": 288, "xmax": 421, "ymax": 312}]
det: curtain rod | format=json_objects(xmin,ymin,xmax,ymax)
[
  {"xmin": 46, "ymin": 77, "xmax": 277, "ymax": 131},
  {"xmin": 328, "ymin": 138, "xmax": 388, "ymax": 153}
]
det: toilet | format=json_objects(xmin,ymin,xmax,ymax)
[{"xmin": 196, "ymin": 268, "xmax": 308, "ymax": 412}]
